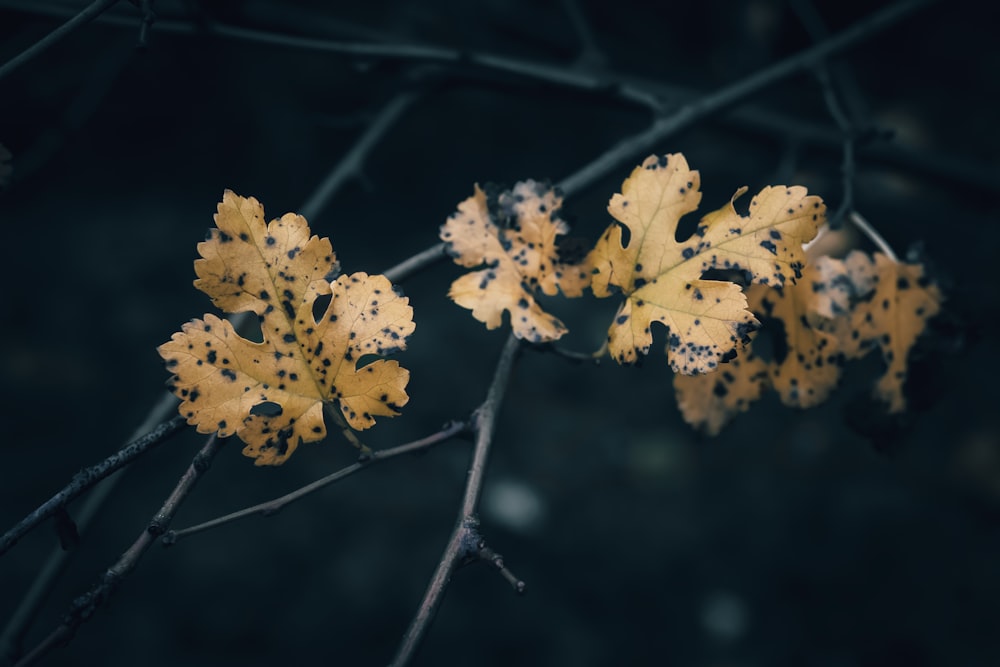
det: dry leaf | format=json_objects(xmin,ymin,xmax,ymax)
[
  {"xmin": 589, "ymin": 153, "xmax": 823, "ymax": 373},
  {"xmin": 674, "ymin": 248, "xmax": 942, "ymax": 433},
  {"xmin": 841, "ymin": 251, "xmax": 942, "ymax": 411},
  {"xmin": 440, "ymin": 180, "xmax": 589, "ymax": 342},
  {"xmin": 159, "ymin": 191, "xmax": 414, "ymax": 465}
]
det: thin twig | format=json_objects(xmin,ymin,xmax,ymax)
[
  {"xmin": 299, "ymin": 91, "xmax": 420, "ymax": 222},
  {"xmin": 791, "ymin": 0, "xmax": 865, "ymax": 229},
  {"xmin": 478, "ymin": 543, "xmax": 526, "ymax": 594},
  {"xmin": 12, "ymin": 434, "xmax": 224, "ymax": 667},
  {"xmin": 390, "ymin": 333, "xmax": 522, "ymax": 667},
  {"xmin": 529, "ymin": 341, "xmax": 602, "ymax": 365},
  {"xmin": 558, "ymin": 0, "xmax": 936, "ymax": 198},
  {"xmin": 560, "ymin": 0, "xmax": 604, "ymax": 68},
  {"xmin": 136, "ymin": 0, "xmax": 155, "ymax": 48},
  {"xmin": 0, "ymin": 0, "xmax": 663, "ymax": 111},
  {"xmin": 162, "ymin": 420, "xmax": 468, "ymax": 544},
  {"xmin": 0, "ymin": 0, "xmax": 121, "ymax": 81},
  {"xmin": 0, "ymin": 416, "xmax": 187, "ymax": 558},
  {"xmin": 5, "ymin": 1, "xmax": 981, "ymax": 196},
  {"xmin": 849, "ymin": 211, "xmax": 898, "ymax": 261},
  {"xmin": 382, "ymin": 242, "xmax": 448, "ymax": 283},
  {"xmin": 0, "ymin": 390, "xmax": 181, "ymax": 662}
]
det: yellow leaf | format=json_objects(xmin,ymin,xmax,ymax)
[
  {"xmin": 843, "ymin": 251, "xmax": 942, "ymax": 412},
  {"xmin": 672, "ymin": 260, "xmax": 845, "ymax": 434},
  {"xmin": 440, "ymin": 181, "xmax": 589, "ymax": 342},
  {"xmin": 589, "ymin": 153, "xmax": 824, "ymax": 373},
  {"xmin": 159, "ymin": 191, "xmax": 415, "ymax": 466},
  {"xmin": 674, "ymin": 351, "xmax": 769, "ymax": 436},
  {"xmin": 672, "ymin": 248, "xmax": 942, "ymax": 434}
]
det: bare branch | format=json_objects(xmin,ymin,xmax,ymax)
[
  {"xmin": 299, "ymin": 91, "xmax": 421, "ymax": 222},
  {"xmin": 162, "ymin": 420, "xmax": 468, "ymax": 544},
  {"xmin": 528, "ymin": 341, "xmax": 603, "ymax": 365},
  {"xmin": 391, "ymin": 333, "xmax": 522, "ymax": 666},
  {"xmin": 136, "ymin": 0, "xmax": 155, "ymax": 48},
  {"xmin": 791, "ymin": 0, "xmax": 867, "ymax": 229},
  {"xmin": 477, "ymin": 543, "xmax": 526, "ymax": 595},
  {"xmin": 382, "ymin": 242, "xmax": 448, "ymax": 283},
  {"xmin": 0, "ymin": 416, "xmax": 187, "ymax": 558},
  {"xmin": 0, "ymin": 390, "xmax": 182, "ymax": 661},
  {"xmin": 0, "ymin": 0, "xmax": 121, "ymax": 81},
  {"xmin": 558, "ymin": 0, "xmax": 937, "ymax": 198},
  {"xmin": 11, "ymin": 434, "xmax": 224, "ymax": 667}
]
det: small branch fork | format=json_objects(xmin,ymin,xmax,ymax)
[
  {"xmin": 389, "ymin": 333, "xmax": 524, "ymax": 667},
  {"xmin": 10, "ymin": 434, "xmax": 224, "ymax": 667},
  {"xmin": 0, "ymin": 415, "xmax": 186, "ymax": 557},
  {"xmin": 162, "ymin": 420, "xmax": 468, "ymax": 544}
]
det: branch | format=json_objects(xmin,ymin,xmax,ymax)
[
  {"xmin": 299, "ymin": 91, "xmax": 420, "ymax": 222},
  {"xmin": 0, "ymin": 0, "xmax": 662, "ymax": 111},
  {"xmin": 382, "ymin": 242, "xmax": 448, "ymax": 283},
  {"xmin": 5, "ymin": 0, "xmax": 980, "ymax": 197},
  {"xmin": 0, "ymin": 390, "xmax": 182, "ymax": 661},
  {"xmin": 557, "ymin": 0, "xmax": 936, "ymax": 197},
  {"xmin": 136, "ymin": 0, "xmax": 155, "ymax": 48},
  {"xmin": 791, "ymin": 0, "xmax": 866, "ymax": 229},
  {"xmin": 162, "ymin": 420, "xmax": 468, "ymax": 544},
  {"xmin": 0, "ymin": 416, "xmax": 186, "ymax": 558},
  {"xmin": 390, "ymin": 333, "xmax": 522, "ymax": 666},
  {"xmin": 0, "ymin": 0, "xmax": 121, "ymax": 81},
  {"xmin": 11, "ymin": 434, "xmax": 224, "ymax": 667}
]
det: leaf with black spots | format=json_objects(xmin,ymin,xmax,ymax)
[
  {"xmin": 589, "ymin": 153, "xmax": 824, "ymax": 374},
  {"xmin": 159, "ymin": 191, "xmax": 414, "ymax": 465},
  {"xmin": 440, "ymin": 180, "xmax": 589, "ymax": 343}
]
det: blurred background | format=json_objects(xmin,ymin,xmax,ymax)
[{"xmin": 1, "ymin": 1, "xmax": 997, "ymax": 665}]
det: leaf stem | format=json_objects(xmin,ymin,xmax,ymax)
[{"xmin": 849, "ymin": 211, "xmax": 899, "ymax": 262}]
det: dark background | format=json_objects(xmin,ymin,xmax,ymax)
[{"xmin": 1, "ymin": 1, "xmax": 998, "ymax": 666}]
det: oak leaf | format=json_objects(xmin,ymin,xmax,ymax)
[
  {"xmin": 159, "ymin": 191, "xmax": 415, "ymax": 466},
  {"xmin": 440, "ymin": 180, "xmax": 589, "ymax": 342},
  {"xmin": 589, "ymin": 153, "xmax": 824, "ymax": 373}
]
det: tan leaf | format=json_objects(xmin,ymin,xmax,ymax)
[
  {"xmin": 159, "ymin": 192, "xmax": 414, "ymax": 465},
  {"xmin": 589, "ymin": 153, "xmax": 824, "ymax": 373},
  {"xmin": 440, "ymin": 181, "xmax": 589, "ymax": 342}
]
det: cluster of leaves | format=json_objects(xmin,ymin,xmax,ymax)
[
  {"xmin": 440, "ymin": 152, "xmax": 941, "ymax": 433},
  {"xmin": 162, "ymin": 153, "xmax": 941, "ymax": 464},
  {"xmin": 674, "ymin": 249, "xmax": 942, "ymax": 434}
]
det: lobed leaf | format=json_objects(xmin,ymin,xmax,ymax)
[
  {"xmin": 589, "ymin": 153, "xmax": 824, "ymax": 373},
  {"xmin": 160, "ymin": 192, "xmax": 414, "ymax": 465},
  {"xmin": 673, "ymin": 248, "xmax": 942, "ymax": 434},
  {"xmin": 440, "ymin": 181, "xmax": 589, "ymax": 342}
]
